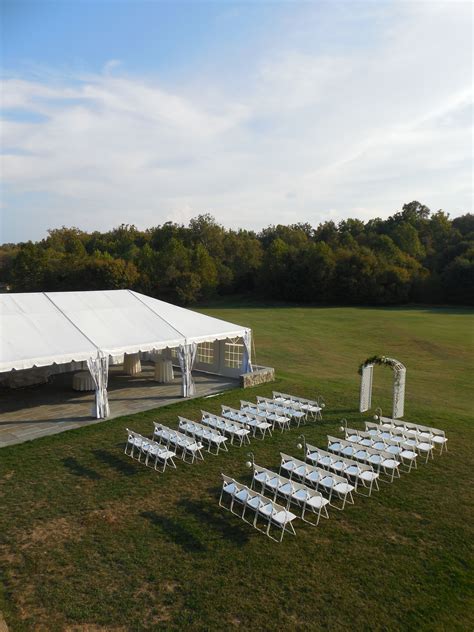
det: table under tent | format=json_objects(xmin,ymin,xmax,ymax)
[{"xmin": 0, "ymin": 290, "xmax": 253, "ymax": 420}]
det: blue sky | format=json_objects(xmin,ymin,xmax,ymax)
[{"xmin": 1, "ymin": 0, "xmax": 472, "ymax": 242}]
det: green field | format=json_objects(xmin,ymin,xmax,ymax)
[{"xmin": 1, "ymin": 305, "xmax": 473, "ymax": 631}]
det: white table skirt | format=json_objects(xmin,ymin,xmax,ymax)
[
  {"xmin": 154, "ymin": 359, "xmax": 174, "ymax": 383},
  {"xmin": 123, "ymin": 353, "xmax": 141, "ymax": 376},
  {"xmin": 72, "ymin": 371, "xmax": 96, "ymax": 392}
]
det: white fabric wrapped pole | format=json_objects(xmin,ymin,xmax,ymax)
[
  {"xmin": 242, "ymin": 329, "xmax": 253, "ymax": 374},
  {"xmin": 359, "ymin": 364, "xmax": 373, "ymax": 412},
  {"xmin": 87, "ymin": 352, "xmax": 110, "ymax": 418},
  {"xmin": 178, "ymin": 342, "xmax": 198, "ymax": 397},
  {"xmin": 392, "ymin": 365, "xmax": 406, "ymax": 419}
]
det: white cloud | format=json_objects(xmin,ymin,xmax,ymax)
[{"xmin": 1, "ymin": 0, "xmax": 472, "ymax": 242}]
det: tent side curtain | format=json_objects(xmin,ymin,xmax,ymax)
[
  {"xmin": 178, "ymin": 342, "xmax": 198, "ymax": 398},
  {"xmin": 87, "ymin": 352, "xmax": 110, "ymax": 418},
  {"xmin": 242, "ymin": 329, "xmax": 253, "ymax": 373}
]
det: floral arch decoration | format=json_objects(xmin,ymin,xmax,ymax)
[{"xmin": 358, "ymin": 355, "xmax": 406, "ymax": 419}]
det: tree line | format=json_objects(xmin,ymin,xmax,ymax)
[{"xmin": 1, "ymin": 201, "xmax": 472, "ymax": 305}]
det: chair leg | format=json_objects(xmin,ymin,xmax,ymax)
[{"xmin": 218, "ymin": 488, "xmax": 225, "ymax": 508}]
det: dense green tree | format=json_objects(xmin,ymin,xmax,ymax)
[
  {"xmin": 452, "ymin": 213, "xmax": 474, "ymax": 237},
  {"xmin": 441, "ymin": 249, "xmax": 474, "ymax": 304},
  {"xmin": 2, "ymin": 201, "xmax": 471, "ymax": 306}
]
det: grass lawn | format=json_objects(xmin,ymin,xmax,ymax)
[{"xmin": 0, "ymin": 305, "xmax": 473, "ymax": 631}]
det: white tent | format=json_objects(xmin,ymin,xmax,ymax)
[{"xmin": 0, "ymin": 290, "xmax": 253, "ymax": 417}]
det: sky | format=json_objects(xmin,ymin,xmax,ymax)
[{"xmin": 1, "ymin": 0, "xmax": 473, "ymax": 243}]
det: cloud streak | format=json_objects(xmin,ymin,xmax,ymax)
[{"xmin": 1, "ymin": 1, "xmax": 472, "ymax": 242}]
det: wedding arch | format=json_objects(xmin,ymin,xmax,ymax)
[{"xmin": 358, "ymin": 355, "xmax": 406, "ymax": 419}]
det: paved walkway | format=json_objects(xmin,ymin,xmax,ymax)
[{"xmin": 0, "ymin": 364, "xmax": 237, "ymax": 448}]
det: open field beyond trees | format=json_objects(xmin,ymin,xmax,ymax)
[{"xmin": 1, "ymin": 305, "xmax": 473, "ymax": 631}]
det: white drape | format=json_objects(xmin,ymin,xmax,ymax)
[
  {"xmin": 393, "ymin": 366, "xmax": 406, "ymax": 419},
  {"xmin": 241, "ymin": 330, "xmax": 253, "ymax": 374},
  {"xmin": 87, "ymin": 352, "xmax": 110, "ymax": 418},
  {"xmin": 178, "ymin": 342, "xmax": 197, "ymax": 397},
  {"xmin": 359, "ymin": 364, "xmax": 373, "ymax": 412}
]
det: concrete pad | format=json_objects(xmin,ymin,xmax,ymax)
[{"xmin": 0, "ymin": 364, "xmax": 237, "ymax": 448}]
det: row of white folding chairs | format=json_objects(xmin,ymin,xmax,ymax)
[
  {"xmin": 273, "ymin": 391, "xmax": 324, "ymax": 419},
  {"xmin": 219, "ymin": 474, "xmax": 298, "ymax": 542},
  {"xmin": 363, "ymin": 422, "xmax": 434, "ymax": 463},
  {"xmin": 153, "ymin": 423, "xmax": 204, "ymax": 464},
  {"xmin": 201, "ymin": 411, "xmax": 251, "ymax": 446},
  {"xmin": 124, "ymin": 429, "xmax": 177, "ymax": 472},
  {"xmin": 301, "ymin": 441, "xmax": 379, "ymax": 496},
  {"xmin": 327, "ymin": 436, "xmax": 401, "ymax": 482},
  {"xmin": 256, "ymin": 396, "xmax": 306, "ymax": 426},
  {"xmin": 178, "ymin": 417, "xmax": 228, "ymax": 455},
  {"xmin": 239, "ymin": 400, "xmax": 290, "ymax": 432},
  {"xmin": 250, "ymin": 463, "xmax": 330, "ymax": 525},
  {"xmin": 376, "ymin": 416, "xmax": 448, "ymax": 453},
  {"xmin": 279, "ymin": 452, "xmax": 355, "ymax": 510},
  {"xmin": 221, "ymin": 405, "xmax": 273, "ymax": 439},
  {"xmin": 344, "ymin": 427, "xmax": 418, "ymax": 471}
]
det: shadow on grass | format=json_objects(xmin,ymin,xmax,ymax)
[
  {"xmin": 63, "ymin": 456, "xmax": 102, "ymax": 480},
  {"xmin": 141, "ymin": 510, "xmax": 207, "ymax": 553},
  {"xmin": 178, "ymin": 498, "xmax": 251, "ymax": 546},
  {"xmin": 92, "ymin": 448, "xmax": 138, "ymax": 476}
]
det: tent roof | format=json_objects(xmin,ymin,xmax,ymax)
[
  {"xmin": 129, "ymin": 291, "xmax": 247, "ymax": 344},
  {"xmin": 0, "ymin": 289, "xmax": 249, "ymax": 373},
  {"xmin": 0, "ymin": 293, "xmax": 98, "ymax": 372}
]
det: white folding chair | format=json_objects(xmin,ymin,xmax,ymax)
[
  {"xmin": 201, "ymin": 411, "xmax": 251, "ymax": 446},
  {"xmin": 365, "ymin": 422, "xmax": 434, "ymax": 464},
  {"xmin": 328, "ymin": 436, "xmax": 400, "ymax": 482},
  {"xmin": 251, "ymin": 463, "xmax": 329, "ymax": 525},
  {"xmin": 273, "ymin": 392, "xmax": 324, "ymax": 420},
  {"xmin": 240, "ymin": 400, "xmax": 289, "ymax": 433},
  {"xmin": 346, "ymin": 427, "xmax": 418, "ymax": 473},
  {"xmin": 124, "ymin": 428, "xmax": 143, "ymax": 458},
  {"xmin": 272, "ymin": 392, "xmax": 309, "ymax": 422},
  {"xmin": 178, "ymin": 417, "xmax": 228, "ymax": 455},
  {"xmin": 279, "ymin": 453, "xmax": 355, "ymax": 510},
  {"xmin": 378, "ymin": 416, "xmax": 448, "ymax": 454},
  {"xmin": 257, "ymin": 396, "xmax": 305, "ymax": 426},
  {"xmin": 221, "ymin": 405, "xmax": 272, "ymax": 440},
  {"xmin": 153, "ymin": 422, "xmax": 204, "ymax": 464},
  {"xmin": 124, "ymin": 429, "xmax": 176, "ymax": 473},
  {"xmin": 220, "ymin": 475, "xmax": 297, "ymax": 542},
  {"xmin": 302, "ymin": 441, "xmax": 379, "ymax": 496}
]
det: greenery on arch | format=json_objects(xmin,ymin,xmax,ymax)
[{"xmin": 357, "ymin": 355, "xmax": 400, "ymax": 376}]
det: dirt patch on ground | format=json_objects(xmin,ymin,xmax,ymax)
[
  {"xmin": 388, "ymin": 533, "xmax": 412, "ymax": 545},
  {"xmin": 336, "ymin": 518, "xmax": 361, "ymax": 534},
  {"xmin": 148, "ymin": 606, "xmax": 173, "ymax": 625},
  {"xmin": 0, "ymin": 611, "xmax": 9, "ymax": 632},
  {"xmin": 65, "ymin": 626, "xmax": 128, "ymax": 631},
  {"xmin": 0, "ymin": 545, "xmax": 21, "ymax": 566},
  {"xmin": 19, "ymin": 516, "xmax": 81, "ymax": 550},
  {"xmin": 16, "ymin": 501, "xmax": 127, "ymax": 550},
  {"xmin": 83, "ymin": 507, "xmax": 120, "ymax": 526},
  {"xmin": 13, "ymin": 582, "xmax": 52, "ymax": 627}
]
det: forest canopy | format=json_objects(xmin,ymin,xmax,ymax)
[{"xmin": 1, "ymin": 201, "xmax": 472, "ymax": 306}]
